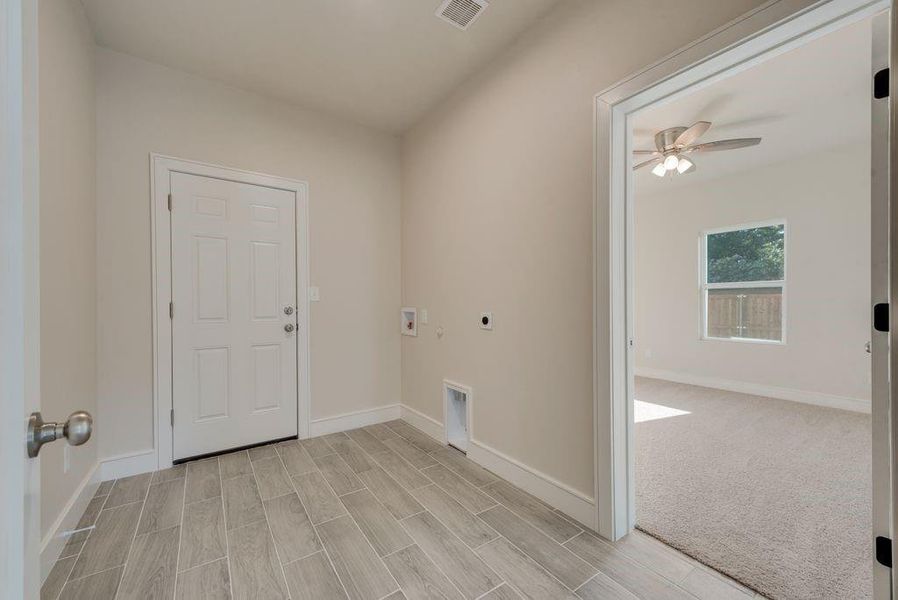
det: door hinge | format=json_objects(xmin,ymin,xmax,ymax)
[
  {"xmin": 167, "ymin": 193, "xmax": 173, "ymax": 211},
  {"xmin": 874, "ymin": 303, "xmax": 889, "ymax": 332},
  {"xmin": 170, "ymin": 409, "xmax": 174, "ymax": 428},
  {"xmin": 169, "ymin": 302, "xmax": 174, "ymax": 319},
  {"xmin": 876, "ymin": 536, "xmax": 892, "ymax": 568},
  {"xmin": 874, "ymin": 68, "xmax": 889, "ymax": 99}
]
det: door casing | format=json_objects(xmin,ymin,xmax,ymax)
[
  {"xmin": 595, "ymin": 3, "xmax": 891, "ymax": 596},
  {"xmin": 151, "ymin": 154, "xmax": 311, "ymax": 470}
]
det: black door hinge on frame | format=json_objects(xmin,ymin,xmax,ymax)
[
  {"xmin": 874, "ymin": 68, "xmax": 889, "ymax": 99},
  {"xmin": 876, "ymin": 536, "xmax": 892, "ymax": 568}
]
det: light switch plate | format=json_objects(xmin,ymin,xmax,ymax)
[
  {"xmin": 309, "ymin": 286, "xmax": 320, "ymax": 302},
  {"xmin": 420, "ymin": 309, "xmax": 428, "ymax": 324}
]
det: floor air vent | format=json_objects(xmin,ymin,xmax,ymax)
[{"xmin": 436, "ymin": 0, "xmax": 489, "ymax": 30}]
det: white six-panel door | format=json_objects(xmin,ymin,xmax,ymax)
[{"xmin": 171, "ymin": 172, "xmax": 298, "ymax": 460}]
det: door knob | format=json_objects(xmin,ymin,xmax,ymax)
[
  {"xmin": 27, "ymin": 411, "xmax": 93, "ymax": 458},
  {"xmin": 284, "ymin": 306, "xmax": 294, "ymax": 315},
  {"xmin": 284, "ymin": 323, "xmax": 295, "ymax": 333}
]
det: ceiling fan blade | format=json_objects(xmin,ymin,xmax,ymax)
[
  {"xmin": 633, "ymin": 157, "xmax": 662, "ymax": 171},
  {"xmin": 686, "ymin": 138, "xmax": 761, "ymax": 153},
  {"xmin": 633, "ymin": 150, "xmax": 660, "ymax": 156},
  {"xmin": 674, "ymin": 121, "xmax": 711, "ymax": 148}
]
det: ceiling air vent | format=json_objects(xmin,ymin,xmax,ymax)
[{"xmin": 436, "ymin": 0, "xmax": 489, "ymax": 30}]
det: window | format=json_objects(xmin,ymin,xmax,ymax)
[{"xmin": 701, "ymin": 222, "xmax": 785, "ymax": 343}]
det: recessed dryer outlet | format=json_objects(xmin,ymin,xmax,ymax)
[{"xmin": 443, "ymin": 380, "xmax": 472, "ymax": 453}]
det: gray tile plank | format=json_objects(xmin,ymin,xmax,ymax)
[
  {"xmin": 345, "ymin": 428, "xmax": 390, "ymax": 454},
  {"xmin": 316, "ymin": 515, "xmax": 399, "ymax": 600},
  {"xmin": 388, "ymin": 421, "xmax": 445, "ymax": 454},
  {"xmin": 176, "ymin": 558, "xmax": 232, "ymax": 600},
  {"xmin": 383, "ymin": 436, "xmax": 438, "ymax": 469},
  {"xmin": 564, "ymin": 532, "xmax": 696, "ymax": 600},
  {"xmin": 679, "ymin": 567, "xmax": 754, "ymax": 600},
  {"xmin": 152, "ymin": 464, "xmax": 186, "ymax": 484},
  {"xmin": 363, "ymin": 423, "xmax": 400, "ymax": 441},
  {"xmin": 479, "ymin": 584, "xmax": 523, "ymax": 600},
  {"xmin": 137, "ymin": 478, "xmax": 185, "ymax": 535},
  {"xmin": 340, "ymin": 489, "xmax": 412, "ymax": 557},
  {"xmin": 220, "ymin": 450, "xmax": 252, "ymax": 480},
  {"xmin": 293, "ymin": 471, "xmax": 348, "ymax": 524},
  {"xmin": 186, "ymin": 458, "xmax": 222, "ymax": 504},
  {"xmin": 328, "ymin": 435, "xmax": 377, "ymax": 474},
  {"xmin": 180, "ymin": 496, "xmax": 227, "ymax": 570},
  {"xmin": 283, "ymin": 551, "xmax": 348, "ymax": 600},
  {"xmin": 249, "ymin": 444, "xmax": 278, "ymax": 462},
  {"xmin": 476, "ymin": 537, "xmax": 578, "ymax": 599},
  {"xmin": 264, "ymin": 492, "xmax": 321, "ymax": 563},
  {"xmin": 385, "ymin": 591, "xmax": 407, "ymax": 599},
  {"xmin": 431, "ymin": 448, "xmax": 497, "ymax": 487},
  {"xmin": 400, "ymin": 511, "xmax": 502, "ymax": 599},
  {"xmin": 75, "ymin": 496, "xmax": 105, "ymax": 529},
  {"xmin": 575, "ymin": 573, "xmax": 639, "ymax": 600},
  {"xmin": 422, "ymin": 465, "xmax": 497, "ymax": 513},
  {"xmin": 104, "ymin": 472, "xmax": 152, "ymax": 508},
  {"xmin": 612, "ymin": 530, "xmax": 694, "ymax": 583},
  {"xmin": 223, "ymin": 473, "xmax": 266, "ymax": 530},
  {"xmin": 70, "ymin": 501, "xmax": 143, "ymax": 579},
  {"xmin": 252, "ymin": 456, "xmax": 294, "ymax": 500},
  {"xmin": 94, "ymin": 480, "xmax": 114, "ymax": 497},
  {"xmin": 301, "ymin": 436, "xmax": 335, "ymax": 458},
  {"xmin": 382, "ymin": 544, "xmax": 464, "ymax": 600},
  {"xmin": 58, "ymin": 534, "xmax": 86, "ymax": 560},
  {"xmin": 370, "ymin": 449, "xmax": 431, "ymax": 491},
  {"xmin": 228, "ymin": 519, "xmax": 289, "ymax": 600},
  {"xmin": 410, "ymin": 485, "xmax": 497, "ymax": 548},
  {"xmin": 58, "ymin": 566, "xmax": 123, "ymax": 600},
  {"xmin": 357, "ymin": 465, "xmax": 424, "ymax": 520},
  {"xmin": 314, "ymin": 453, "xmax": 365, "ymax": 496},
  {"xmin": 483, "ymin": 480, "xmax": 581, "ymax": 543},
  {"xmin": 117, "ymin": 525, "xmax": 180, "ymax": 600},
  {"xmin": 479, "ymin": 506, "xmax": 595, "ymax": 589},
  {"xmin": 276, "ymin": 440, "xmax": 317, "ymax": 475},
  {"xmin": 41, "ymin": 556, "xmax": 76, "ymax": 600}
]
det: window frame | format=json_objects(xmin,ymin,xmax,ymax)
[{"xmin": 699, "ymin": 219, "xmax": 787, "ymax": 345}]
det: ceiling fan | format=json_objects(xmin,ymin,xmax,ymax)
[{"xmin": 634, "ymin": 121, "xmax": 761, "ymax": 177}]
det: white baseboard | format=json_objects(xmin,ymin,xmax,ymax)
[
  {"xmin": 399, "ymin": 404, "xmax": 444, "ymax": 441},
  {"xmin": 100, "ymin": 448, "xmax": 157, "ymax": 481},
  {"xmin": 400, "ymin": 404, "xmax": 597, "ymax": 531},
  {"xmin": 635, "ymin": 368, "xmax": 871, "ymax": 413},
  {"xmin": 40, "ymin": 462, "xmax": 100, "ymax": 583},
  {"xmin": 310, "ymin": 403, "xmax": 401, "ymax": 437}
]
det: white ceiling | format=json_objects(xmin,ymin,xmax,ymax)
[
  {"xmin": 80, "ymin": 0, "xmax": 561, "ymax": 133},
  {"xmin": 633, "ymin": 17, "xmax": 872, "ymax": 193}
]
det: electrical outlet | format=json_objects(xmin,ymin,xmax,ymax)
[
  {"xmin": 309, "ymin": 286, "xmax": 320, "ymax": 302},
  {"xmin": 420, "ymin": 309, "xmax": 428, "ymax": 324}
]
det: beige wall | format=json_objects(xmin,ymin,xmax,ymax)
[
  {"xmin": 635, "ymin": 144, "xmax": 871, "ymax": 403},
  {"xmin": 96, "ymin": 49, "xmax": 402, "ymax": 460},
  {"xmin": 400, "ymin": 0, "xmax": 768, "ymax": 498},
  {"xmin": 39, "ymin": 0, "xmax": 97, "ymax": 537}
]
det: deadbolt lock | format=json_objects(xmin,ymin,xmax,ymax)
[{"xmin": 284, "ymin": 306, "xmax": 294, "ymax": 315}]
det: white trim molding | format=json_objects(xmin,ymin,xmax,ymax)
[
  {"xmin": 595, "ymin": 0, "xmax": 888, "ymax": 541},
  {"xmin": 400, "ymin": 404, "xmax": 597, "ymax": 530},
  {"xmin": 310, "ymin": 404, "xmax": 401, "ymax": 437},
  {"xmin": 100, "ymin": 449, "xmax": 158, "ymax": 481},
  {"xmin": 40, "ymin": 462, "xmax": 100, "ymax": 584},
  {"xmin": 636, "ymin": 368, "xmax": 870, "ymax": 414},
  {"xmin": 150, "ymin": 154, "xmax": 312, "ymax": 470}
]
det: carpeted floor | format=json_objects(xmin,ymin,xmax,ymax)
[{"xmin": 635, "ymin": 376, "xmax": 872, "ymax": 600}]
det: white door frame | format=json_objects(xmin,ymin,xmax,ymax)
[
  {"xmin": 1, "ymin": 0, "xmax": 40, "ymax": 596},
  {"xmin": 594, "ymin": 0, "xmax": 889, "ymax": 542},
  {"xmin": 151, "ymin": 154, "xmax": 311, "ymax": 469}
]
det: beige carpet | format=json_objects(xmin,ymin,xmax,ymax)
[{"xmin": 635, "ymin": 377, "xmax": 872, "ymax": 600}]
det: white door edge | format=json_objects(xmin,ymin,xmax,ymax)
[
  {"xmin": 595, "ymin": 0, "xmax": 890, "ymax": 543},
  {"xmin": 150, "ymin": 154, "xmax": 311, "ymax": 469}
]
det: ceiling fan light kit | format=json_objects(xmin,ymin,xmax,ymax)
[{"xmin": 633, "ymin": 120, "xmax": 761, "ymax": 177}]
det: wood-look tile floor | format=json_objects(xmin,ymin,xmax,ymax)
[{"xmin": 42, "ymin": 420, "xmax": 767, "ymax": 600}]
